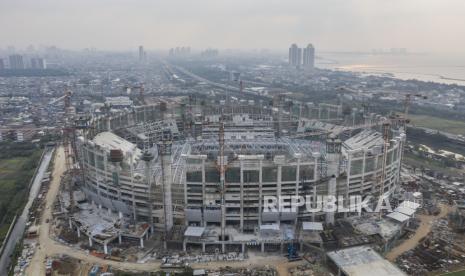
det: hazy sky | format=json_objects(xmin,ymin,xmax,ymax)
[{"xmin": 1, "ymin": 0, "xmax": 465, "ymax": 53}]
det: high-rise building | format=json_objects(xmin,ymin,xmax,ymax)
[
  {"xmin": 169, "ymin": 46, "xmax": 191, "ymax": 57},
  {"xmin": 303, "ymin": 44, "xmax": 315, "ymax": 69},
  {"xmin": 9, "ymin": 54, "xmax": 24, "ymax": 69},
  {"xmin": 31, "ymin": 58, "xmax": 47, "ymax": 69},
  {"xmin": 288, "ymin": 43, "xmax": 302, "ymax": 68},
  {"xmin": 138, "ymin": 46, "xmax": 146, "ymax": 62},
  {"xmin": 0, "ymin": 59, "xmax": 4, "ymax": 70}
]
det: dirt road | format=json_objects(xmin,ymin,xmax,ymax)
[
  {"xmin": 386, "ymin": 204, "xmax": 453, "ymax": 261},
  {"xmin": 26, "ymin": 147, "xmax": 155, "ymax": 274}
]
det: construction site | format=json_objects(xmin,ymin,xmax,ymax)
[{"xmin": 11, "ymin": 92, "xmax": 465, "ymax": 276}]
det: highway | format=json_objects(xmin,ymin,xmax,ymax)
[{"xmin": 168, "ymin": 63, "xmax": 273, "ymax": 100}]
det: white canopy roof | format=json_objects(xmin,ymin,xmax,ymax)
[
  {"xmin": 386, "ymin": 212, "xmax": 410, "ymax": 223},
  {"xmin": 399, "ymin": 201, "xmax": 420, "ymax": 210},
  {"xmin": 394, "ymin": 206, "xmax": 416, "ymax": 217},
  {"xmin": 302, "ymin": 221, "xmax": 324, "ymax": 231},
  {"xmin": 260, "ymin": 224, "xmax": 280, "ymax": 231},
  {"xmin": 184, "ymin": 226, "xmax": 205, "ymax": 237}
]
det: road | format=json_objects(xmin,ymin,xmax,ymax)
[
  {"xmin": 0, "ymin": 148, "xmax": 54, "ymax": 275},
  {"xmin": 386, "ymin": 204, "xmax": 453, "ymax": 261},
  {"xmin": 26, "ymin": 146, "xmax": 166, "ymax": 274}
]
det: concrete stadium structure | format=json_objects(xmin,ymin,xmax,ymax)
[{"xmin": 75, "ymin": 101, "xmax": 406, "ymax": 252}]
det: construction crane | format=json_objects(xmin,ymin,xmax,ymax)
[
  {"xmin": 217, "ymin": 110, "xmax": 227, "ymax": 252},
  {"xmin": 48, "ymin": 90, "xmax": 73, "ymax": 106},
  {"xmin": 403, "ymin": 93, "xmax": 427, "ymax": 127},
  {"xmin": 123, "ymin": 84, "xmax": 145, "ymax": 104},
  {"xmin": 62, "ymin": 88, "xmax": 78, "ymax": 214}
]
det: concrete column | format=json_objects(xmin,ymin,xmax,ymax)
[
  {"xmin": 326, "ymin": 176, "xmax": 337, "ymax": 224},
  {"xmin": 118, "ymin": 234, "xmax": 122, "ymax": 244},
  {"xmin": 202, "ymin": 243, "xmax": 205, "ymax": 253},
  {"xmin": 183, "ymin": 241, "xmax": 187, "ymax": 251},
  {"xmin": 201, "ymin": 160, "xmax": 206, "ymax": 227},
  {"xmin": 258, "ymin": 160, "xmax": 263, "ymax": 226},
  {"xmin": 261, "ymin": 242, "xmax": 265, "ymax": 253},
  {"xmin": 106, "ymin": 117, "xmax": 111, "ymax": 131},
  {"xmin": 140, "ymin": 238, "xmax": 144, "ymax": 248},
  {"xmin": 104, "ymin": 243, "xmax": 108, "ymax": 255},
  {"xmin": 242, "ymin": 243, "xmax": 245, "ymax": 253},
  {"xmin": 222, "ymin": 243, "xmax": 225, "ymax": 253},
  {"xmin": 346, "ymin": 153, "xmax": 352, "ymax": 217},
  {"xmin": 240, "ymin": 162, "xmax": 244, "ymax": 232},
  {"xmin": 77, "ymin": 227, "xmax": 81, "ymax": 238},
  {"xmin": 277, "ymin": 164, "xmax": 282, "ymax": 226},
  {"xmin": 160, "ymin": 142, "xmax": 174, "ymax": 232},
  {"xmin": 312, "ymin": 196, "xmax": 317, "ymax": 221},
  {"xmin": 119, "ymin": 211, "xmax": 123, "ymax": 219},
  {"xmin": 88, "ymin": 236, "xmax": 93, "ymax": 247},
  {"xmin": 295, "ymin": 157, "xmax": 301, "ymax": 226}
]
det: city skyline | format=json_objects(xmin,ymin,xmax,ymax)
[{"xmin": 1, "ymin": 0, "xmax": 465, "ymax": 54}]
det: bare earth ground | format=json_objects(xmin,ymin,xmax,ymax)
[{"xmin": 386, "ymin": 203, "xmax": 453, "ymax": 261}]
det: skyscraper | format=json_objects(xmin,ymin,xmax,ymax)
[
  {"xmin": 288, "ymin": 43, "xmax": 302, "ymax": 68},
  {"xmin": 31, "ymin": 58, "xmax": 47, "ymax": 69},
  {"xmin": 0, "ymin": 59, "xmax": 4, "ymax": 70},
  {"xmin": 303, "ymin": 44, "xmax": 315, "ymax": 69},
  {"xmin": 138, "ymin": 45, "xmax": 146, "ymax": 62},
  {"xmin": 9, "ymin": 54, "xmax": 24, "ymax": 69}
]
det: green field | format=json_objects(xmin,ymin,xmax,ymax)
[
  {"xmin": 404, "ymin": 152, "xmax": 463, "ymax": 177},
  {"xmin": 409, "ymin": 115, "xmax": 465, "ymax": 136},
  {"xmin": 440, "ymin": 269, "xmax": 465, "ymax": 276},
  {"xmin": 0, "ymin": 142, "xmax": 42, "ymax": 246}
]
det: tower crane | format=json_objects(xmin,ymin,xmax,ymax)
[
  {"xmin": 123, "ymin": 83, "xmax": 146, "ymax": 104},
  {"xmin": 217, "ymin": 109, "xmax": 227, "ymax": 252},
  {"xmin": 403, "ymin": 93, "xmax": 427, "ymax": 126}
]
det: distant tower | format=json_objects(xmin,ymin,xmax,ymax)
[
  {"xmin": 8, "ymin": 55, "xmax": 24, "ymax": 69},
  {"xmin": 303, "ymin": 44, "xmax": 315, "ymax": 69},
  {"xmin": 138, "ymin": 45, "xmax": 146, "ymax": 62},
  {"xmin": 31, "ymin": 58, "xmax": 46, "ymax": 69},
  {"xmin": 0, "ymin": 59, "xmax": 4, "ymax": 70},
  {"xmin": 288, "ymin": 44, "xmax": 302, "ymax": 68}
]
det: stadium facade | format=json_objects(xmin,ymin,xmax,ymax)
[{"xmin": 75, "ymin": 102, "xmax": 405, "ymax": 250}]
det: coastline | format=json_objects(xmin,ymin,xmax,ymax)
[{"xmin": 317, "ymin": 53, "xmax": 465, "ymax": 86}]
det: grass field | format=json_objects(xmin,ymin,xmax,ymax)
[
  {"xmin": 404, "ymin": 153, "xmax": 463, "ymax": 176},
  {"xmin": 409, "ymin": 115, "xmax": 465, "ymax": 136},
  {"xmin": 0, "ymin": 149, "xmax": 42, "ymax": 246},
  {"xmin": 440, "ymin": 269, "xmax": 465, "ymax": 276}
]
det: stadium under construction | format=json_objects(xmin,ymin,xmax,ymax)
[{"xmin": 66, "ymin": 98, "xmax": 407, "ymax": 254}]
